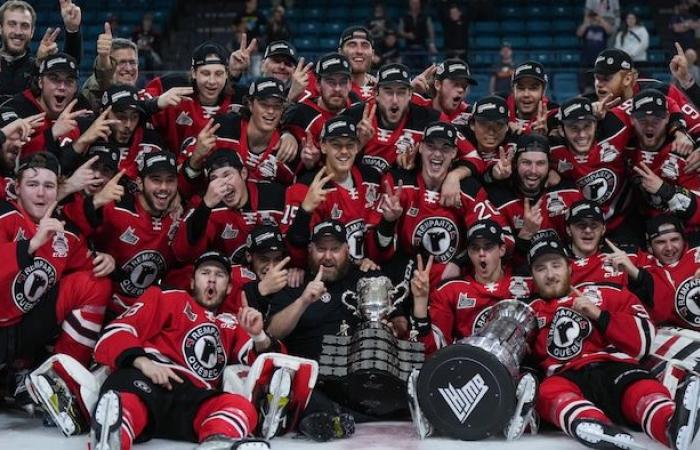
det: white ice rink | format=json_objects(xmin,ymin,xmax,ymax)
[{"xmin": 2, "ymin": 411, "xmax": 696, "ymax": 450}]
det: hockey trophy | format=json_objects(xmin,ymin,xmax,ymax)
[
  {"xmin": 411, "ymin": 299, "xmax": 537, "ymax": 440},
  {"xmin": 317, "ymin": 276, "xmax": 425, "ymax": 417}
]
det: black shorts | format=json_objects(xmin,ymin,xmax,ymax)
[
  {"xmin": 559, "ymin": 361, "xmax": 657, "ymax": 425},
  {"xmin": 100, "ymin": 367, "xmax": 219, "ymax": 443}
]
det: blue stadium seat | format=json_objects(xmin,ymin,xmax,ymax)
[
  {"xmin": 473, "ymin": 52, "xmax": 497, "ymax": 65},
  {"xmin": 526, "ymin": 21, "xmax": 551, "ymax": 32},
  {"xmin": 553, "ymin": 20, "xmax": 577, "ymax": 32},
  {"xmin": 553, "ymin": 73, "xmax": 580, "ymax": 102},
  {"xmin": 529, "ymin": 5, "xmax": 547, "ymax": 16},
  {"xmin": 554, "ymin": 36, "xmax": 580, "ymax": 49},
  {"xmin": 474, "ymin": 22, "xmax": 499, "ymax": 34},
  {"xmin": 553, "ymin": 5, "xmax": 576, "ymax": 18},
  {"xmin": 500, "ymin": 21, "xmax": 526, "ymax": 33},
  {"xmin": 474, "ymin": 36, "xmax": 501, "ymax": 49},
  {"xmin": 326, "ymin": 8, "xmax": 350, "ymax": 19},
  {"xmin": 559, "ymin": 52, "xmax": 581, "ymax": 64},
  {"xmin": 467, "ymin": 74, "xmax": 490, "ymax": 102},
  {"xmin": 299, "ymin": 22, "xmax": 320, "ymax": 35},
  {"xmin": 629, "ymin": 5, "xmax": 651, "ymax": 18},
  {"xmin": 528, "ymin": 36, "xmax": 553, "ymax": 49},
  {"xmin": 318, "ymin": 37, "xmax": 337, "ymax": 51},
  {"xmin": 652, "ymin": 72, "xmax": 671, "ymax": 83},
  {"xmin": 295, "ymin": 37, "xmax": 319, "ymax": 51},
  {"xmin": 299, "ymin": 8, "xmax": 322, "ymax": 19},
  {"xmin": 528, "ymin": 52, "xmax": 554, "ymax": 65},
  {"xmin": 325, "ymin": 22, "xmax": 345, "ymax": 36},
  {"xmin": 649, "ymin": 36, "xmax": 662, "ymax": 47},
  {"xmin": 648, "ymin": 51, "xmax": 668, "ymax": 63},
  {"xmin": 506, "ymin": 37, "xmax": 528, "ymax": 49},
  {"xmin": 501, "ymin": 7, "xmax": 524, "ymax": 19}
]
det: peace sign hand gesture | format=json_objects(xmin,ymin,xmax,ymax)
[
  {"xmin": 288, "ymin": 57, "xmax": 314, "ymax": 101},
  {"xmin": 492, "ymin": 146, "xmax": 513, "ymax": 181},
  {"xmin": 51, "ymin": 99, "xmax": 90, "ymax": 138},
  {"xmin": 381, "ymin": 179, "xmax": 404, "ymax": 222},
  {"xmin": 228, "ymin": 33, "xmax": 258, "ymax": 77},
  {"xmin": 411, "ymin": 254, "xmax": 434, "ymax": 317},
  {"xmin": 633, "ymin": 162, "xmax": 664, "ymax": 194},
  {"xmin": 301, "ymin": 167, "xmax": 333, "ymax": 213},
  {"xmin": 519, "ymin": 197, "xmax": 543, "ymax": 240}
]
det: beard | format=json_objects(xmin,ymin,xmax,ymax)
[
  {"xmin": 538, "ymin": 271, "xmax": 571, "ymax": 300},
  {"xmin": 192, "ymin": 284, "xmax": 226, "ymax": 311}
]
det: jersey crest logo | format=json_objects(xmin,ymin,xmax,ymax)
[
  {"xmin": 12, "ymin": 257, "xmax": 57, "ymax": 313},
  {"xmin": 577, "ymin": 168, "xmax": 617, "ymax": 204},
  {"xmin": 557, "ymin": 159, "xmax": 573, "ymax": 173},
  {"xmin": 547, "ymin": 307, "xmax": 592, "ymax": 361},
  {"xmin": 364, "ymin": 183, "xmax": 379, "ymax": 207},
  {"xmin": 599, "ymin": 141, "xmax": 620, "ymax": 163},
  {"xmin": 52, "ymin": 232, "xmax": 68, "ymax": 258},
  {"xmin": 331, "ymin": 204, "xmax": 342, "ymax": 220},
  {"xmin": 345, "ymin": 219, "xmax": 366, "ymax": 260},
  {"xmin": 661, "ymin": 156, "xmax": 680, "ymax": 181},
  {"xmin": 412, "ymin": 217, "xmax": 459, "ymax": 263},
  {"xmin": 175, "ymin": 111, "xmax": 193, "ymax": 126},
  {"xmin": 119, "ymin": 250, "xmax": 167, "ymax": 297},
  {"xmin": 456, "ymin": 293, "xmax": 476, "ymax": 309},
  {"xmin": 14, "ymin": 227, "xmax": 26, "ymax": 242},
  {"xmin": 675, "ymin": 277, "xmax": 700, "ymax": 327},
  {"xmin": 182, "ymin": 323, "xmax": 227, "ymax": 380},
  {"xmin": 120, "ymin": 227, "xmax": 139, "ymax": 245},
  {"xmin": 509, "ymin": 277, "xmax": 530, "ymax": 298},
  {"xmin": 221, "ymin": 223, "xmax": 239, "ymax": 240},
  {"xmin": 184, "ymin": 303, "xmax": 197, "ymax": 321}
]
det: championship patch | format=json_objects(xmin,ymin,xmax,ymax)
[
  {"xmin": 675, "ymin": 277, "xmax": 700, "ymax": 327},
  {"xmin": 456, "ymin": 293, "xmax": 476, "ymax": 309},
  {"xmin": 12, "ymin": 258, "xmax": 57, "ymax": 313},
  {"xmin": 175, "ymin": 111, "xmax": 193, "ymax": 126},
  {"xmin": 546, "ymin": 307, "xmax": 592, "ymax": 361},
  {"xmin": 119, "ymin": 250, "xmax": 167, "ymax": 297},
  {"xmin": 52, "ymin": 232, "xmax": 68, "ymax": 258},
  {"xmin": 412, "ymin": 217, "xmax": 459, "ymax": 263},
  {"xmin": 182, "ymin": 323, "xmax": 227, "ymax": 380}
]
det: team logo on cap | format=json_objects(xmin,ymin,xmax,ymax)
[
  {"xmin": 183, "ymin": 323, "xmax": 227, "ymax": 380},
  {"xmin": 413, "ymin": 217, "xmax": 459, "ymax": 263},
  {"xmin": 12, "ymin": 258, "xmax": 57, "ymax": 313},
  {"xmin": 119, "ymin": 250, "xmax": 167, "ymax": 296},
  {"xmin": 546, "ymin": 307, "xmax": 592, "ymax": 360},
  {"xmin": 1, "ymin": 111, "xmax": 18, "ymax": 122},
  {"xmin": 675, "ymin": 277, "xmax": 700, "ymax": 326}
]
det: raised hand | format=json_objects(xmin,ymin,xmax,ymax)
[
  {"xmin": 74, "ymin": 106, "xmax": 121, "ymax": 152},
  {"xmin": 411, "ymin": 254, "xmax": 434, "ymax": 317},
  {"xmin": 381, "ymin": 179, "xmax": 404, "ymax": 222},
  {"xmin": 440, "ymin": 171, "xmax": 462, "ymax": 207},
  {"xmin": 301, "ymin": 167, "xmax": 333, "ymax": 213},
  {"xmin": 59, "ymin": 0, "xmax": 82, "ymax": 32},
  {"xmin": 532, "ymin": 100, "xmax": 548, "ymax": 135},
  {"xmin": 357, "ymin": 101, "xmax": 377, "ymax": 147},
  {"xmin": 258, "ymin": 256, "xmax": 291, "ymax": 296},
  {"xmin": 51, "ymin": 99, "xmax": 90, "ymax": 137},
  {"xmin": 299, "ymin": 266, "xmax": 327, "ymax": 305},
  {"xmin": 671, "ymin": 131, "xmax": 694, "ymax": 156},
  {"xmin": 633, "ymin": 162, "xmax": 664, "ymax": 194},
  {"xmin": 592, "ymin": 93, "xmax": 621, "ymax": 119},
  {"xmin": 519, "ymin": 197, "xmax": 543, "ymax": 239},
  {"xmin": 157, "ymin": 87, "xmax": 194, "ymax": 109},
  {"xmin": 670, "ymin": 42, "xmax": 693, "ymax": 88},
  {"xmin": 203, "ymin": 173, "xmax": 234, "ymax": 208},
  {"xmin": 492, "ymin": 146, "xmax": 514, "ymax": 180},
  {"xmin": 189, "ymin": 119, "xmax": 221, "ymax": 170},
  {"xmin": 300, "ymin": 129, "xmax": 321, "ymax": 169},
  {"xmin": 228, "ymin": 33, "xmax": 258, "ymax": 77},
  {"xmin": 59, "ymin": 155, "xmax": 100, "ymax": 198},
  {"xmin": 96, "ymin": 22, "xmax": 113, "ymax": 67},
  {"xmin": 237, "ymin": 301, "xmax": 265, "ymax": 337},
  {"xmin": 37, "ymin": 27, "xmax": 61, "ymax": 61},
  {"xmin": 396, "ymin": 142, "xmax": 418, "ymax": 170},
  {"xmin": 93, "ymin": 170, "xmax": 126, "ymax": 209},
  {"xmin": 274, "ymin": 132, "xmax": 299, "ymax": 163},
  {"xmin": 604, "ymin": 238, "xmax": 638, "ymax": 278},
  {"xmin": 28, "ymin": 202, "xmax": 64, "ymax": 254},
  {"xmin": 288, "ymin": 57, "xmax": 314, "ymax": 101},
  {"xmin": 411, "ymin": 64, "xmax": 437, "ymax": 95},
  {"xmin": 570, "ymin": 286, "xmax": 602, "ymax": 320},
  {"xmin": 1, "ymin": 113, "xmax": 45, "ymax": 142}
]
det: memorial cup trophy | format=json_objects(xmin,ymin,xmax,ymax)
[
  {"xmin": 410, "ymin": 299, "xmax": 537, "ymax": 440},
  {"xmin": 317, "ymin": 275, "xmax": 425, "ymax": 417}
]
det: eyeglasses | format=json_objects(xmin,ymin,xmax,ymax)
[{"xmin": 115, "ymin": 59, "xmax": 139, "ymax": 67}]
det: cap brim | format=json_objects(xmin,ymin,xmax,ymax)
[
  {"xmin": 266, "ymin": 52, "xmax": 298, "ymax": 63},
  {"xmin": 444, "ymin": 74, "xmax": 479, "ymax": 85},
  {"xmin": 312, "ymin": 232, "xmax": 345, "ymax": 243},
  {"xmin": 113, "ymin": 103, "xmax": 146, "ymax": 114},
  {"xmin": 322, "ymin": 133, "xmax": 359, "ymax": 142},
  {"xmin": 561, "ymin": 114, "xmax": 596, "ymax": 123},
  {"xmin": 588, "ymin": 67, "xmax": 619, "ymax": 75},
  {"xmin": 631, "ymin": 110, "xmax": 667, "ymax": 119},
  {"xmin": 377, "ymin": 80, "xmax": 411, "ymax": 87},
  {"xmin": 512, "ymin": 74, "xmax": 546, "ymax": 84},
  {"xmin": 140, "ymin": 163, "xmax": 177, "ymax": 176},
  {"xmin": 474, "ymin": 115, "xmax": 508, "ymax": 123}
]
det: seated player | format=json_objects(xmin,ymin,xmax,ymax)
[{"xmin": 527, "ymin": 237, "xmax": 700, "ymax": 450}]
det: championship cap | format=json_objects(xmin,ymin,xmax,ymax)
[
  {"xmin": 376, "ymin": 63, "xmax": 411, "ymax": 87},
  {"xmin": 321, "ymin": 115, "xmax": 358, "ymax": 142},
  {"xmin": 591, "ymin": 49, "xmax": 633, "ymax": 75},
  {"xmin": 194, "ymin": 250, "xmax": 231, "ymax": 272},
  {"xmin": 204, "ymin": 149, "xmax": 244, "ymax": 178},
  {"xmin": 86, "ymin": 143, "xmax": 120, "ymax": 172},
  {"xmin": 315, "ymin": 53, "xmax": 351, "ymax": 78},
  {"xmin": 17, "ymin": 151, "xmax": 61, "ymax": 176},
  {"xmin": 436, "ymin": 58, "xmax": 478, "ymax": 85},
  {"xmin": 263, "ymin": 40, "xmax": 298, "ymax": 64},
  {"xmin": 101, "ymin": 85, "xmax": 145, "ymax": 113},
  {"xmin": 514, "ymin": 134, "xmax": 550, "ymax": 160},
  {"xmin": 138, "ymin": 150, "xmax": 176, "ymax": 177},
  {"xmin": 247, "ymin": 77, "xmax": 286, "ymax": 100},
  {"xmin": 631, "ymin": 89, "xmax": 668, "ymax": 118},
  {"xmin": 467, "ymin": 219, "xmax": 504, "ymax": 246},
  {"xmin": 472, "ymin": 96, "xmax": 509, "ymax": 122},
  {"xmin": 39, "ymin": 52, "xmax": 78, "ymax": 78},
  {"xmin": 0, "ymin": 107, "xmax": 20, "ymax": 128},
  {"xmin": 527, "ymin": 237, "xmax": 569, "ymax": 266},
  {"xmin": 246, "ymin": 225, "xmax": 285, "ymax": 254},
  {"xmin": 566, "ymin": 199, "xmax": 605, "ymax": 225},
  {"xmin": 645, "ymin": 214, "xmax": 685, "ymax": 242},
  {"xmin": 191, "ymin": 41, "xmax": 228, "ymax": 69},
  {"xmin": 423, "ymin": 121, "xmax": 458, "ymax": 147},
  {"xmin": 311, "ymin": 219, "xmax": 346, "ymax": 243},
  {"xmin": 512, "ymin": 61, "xmax": 547, "ymax": 84},
  {"xmin": 339, "ymin": 25, "xmax": 373, "ymax": 48},
  {"xmin": 558, "ymin": 97, "xmax": 596, "ymax": 123}
]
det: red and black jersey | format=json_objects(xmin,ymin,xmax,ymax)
[
  {"xmin": 0, "ymin": 200, "xmax": 92, "ymax": 326},
  {"xmin": 549, "ymin": 109, "xmax": 632, "ymax": 230},
  {"xmin": 410, "ymin": 93, "xmax": 471, "ymax": 125},
  {"xmin": 570, "ymin": 251, "xmax": 634, "ymax": 288},
  {"xmin": 173, "ymin": 181, "xmax": 286, "ymax": 264},
  {"xmin": 140, "ymin": 73, "xmax": 191, "ymax": 99},
  {"xmin": 181, "ymin": 112, "xmax": 294, "ymax": 184},
  {"xmin": 301, "ymin": 72, "xmax": 372, "ymax": 103},
  {"xmin": 634, "ymin": 80, "xmax": 700, "ymax": 136},
  {"xmin": 282, "ymin": 164, "xmax": 382, "ymax": 262},
  {"xmin": 220, "ymin": 264, "xmax": 258, "ymax": 316},
  {"xmin": 528, "ymin": 284, "xmax": 655, "ymax": 376},
  {"xmin": 420, "ymin": 271, "xmax": 533, "ymax": 355},
  {"xmin": 282, "ymin": 97, "xmax": 357, "ymax": 151},
  {"xmin": 113, "ymin": 127, "xmax": 166, "ymax": 179},
  {"xmin": 345, "ymin": 101, "xmax": 441, "ymax": 174},
  {"xmin": 94, "ymin": 286, "xmax": 260, "ymax": 390},
  {"xmin": 505, "ymin": 94, "xmax": 559, "ymax": 134},
  {"xmin": 61, "ymin": 192, "xmax": 179, "ymax": 309}
]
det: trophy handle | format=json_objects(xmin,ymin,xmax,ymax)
[
  {"xmin": 389, "ymin": 280, "xmax": 410, "ymax": 314},
  {"xmin": 341, "ymin": 290, "xmax": 361, "ymax": 317}
]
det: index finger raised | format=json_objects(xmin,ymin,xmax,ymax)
[
  {"xmin": 314, "ymin": 265, "xmax": 324, "ymax": 282},
  {"xmin": 676, "ymin": 41, "xmax": 685, "ymax": 57},
  {"xmin": 43, "ymin": 201, "xmax": 58, "ymax": 219},
  {"xmin": 275, "ymin": 256, "xmax": 291, "ymax": 271},
  {"xmin": 605, "ymin": 238, "xmax": 621, "ymax": 252}
]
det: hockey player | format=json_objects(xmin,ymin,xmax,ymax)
[
  {"xmin": 505, "ymin": 61, "xmax": 558, "ymax": 135},
  {"xmin": 89, "ymin": 250, "xmax": 280, "ymax": 450},
  {"xmin": 0, "ymin": 107, "xmax": 44, "ymax": 198},
  {"xmin": 410, "ymin": 58, "xmax": 476, "ymax": 125},
  {"xmin": 527, "ymin": 237, "xmax": 700, "ymax": 450}
]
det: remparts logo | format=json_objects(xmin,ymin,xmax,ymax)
[{"xmin": 438, "ymin": 373, "xmax": 489, "ymax": 423}]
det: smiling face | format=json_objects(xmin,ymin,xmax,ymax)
[
  {"xmin": 261, "ymin": 55, "xmax": 295, "ymax": 82},
  {"xmin": 141, "ymin": 171, "xmax": 177, "ymax": 214},
  {"xmin": 38, "ymin": 72, "xmax": 78, "ymax": 118},
  {"xmin": 516, "ymin": 151, "xmax": 549, "ymax": 195},
  {"xmin": 435, "ymin": 78, "xmax": 469, "ymax": 114},
  {"xmin": 0, "ymin": 7, "xmax": 33, "ymax": 56},
  {"xmin": 631, "ymin": 114, "xmax": 669, "ymax": 150},
  {"xmin": 191, "ymin": 261, "xmax": 231, "ymax": 311},
  {"xmin": 111, "ymin": 48, "xmax": 139, "ymax": 86},
  {"xmin": 471, "ymin": 118, "xmax": 508, "ymax": 152},
  {"xmin": 419, "ymin": 138, "xmax": 457, "ymax": 181},
  {"xmin": 249, "ymin": 97, "xmax": 284, "ymax": 133},
  {"xmin": 341, "ymin": 38, "xmax": 373, "ymax": 75},
  {"xmin": 377, "ymin": 84, "xmax": 411, "ymax": 127},
  {"xmin": 321, "ymin": 136, "xmax": 359, "ymax": 176},
  {"xmin": 308, "ymin": 236, "xmax": 350, "ymax": 282},
  {"xmin": 192, "ymin": 59, "xmax": 227, "ymax": 105},
  {"xmin": 16, "ymin": 167, "xmax": 58, "ymax": 222},
  {"xmin": 467, "ymin": 238, "xmax": 505, "ymax": 283},
  {"xmin": 531, "ymin": 253, "xmax": 571, "ymax": 299},
  {"xmin": 562, "ymin": 119, "xmax": 596, "ymax": 155},
  {"xmin": 649, "ymin": 227, "xmax": 685, "ymax": 265},
  {"xmin": 513, "ymin": 78, "xmax": 544, "ymax": 117},
  {"xmin": 567, "ymin": 219, "xmax": 605, "ymax": 257}
]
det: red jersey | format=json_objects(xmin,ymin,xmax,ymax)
[
  {"xmin": 282, "ymin": 97, "xmax": 357, "ymax": 150},
  {"xmin": 529, "ymin": 285, "xmax": 655, "ymax": 376},
  {"xmin": 634, "ymin": 80, "xmax": 700, "ymax": 136},
  {"xmin": 505, "ymin": 94, "xmax": 559, "ymax": 134},
  {"xmin": 411, "ymin": 93, "xmax": 471, "ymax": 125},
  {"xmin": 94, "ymin": 286, "xmax": 260, "ymax": 390},
  {"xmin": 421, "ymin": 272, "xmax": 533, "ymax": 355},
  {"xmin": 0, "ymin": 200, "xmax": 92, "ymax": 326},
  {"xmin": 570, "ymin": 250, "xmax": 635, "ymax": 288}
]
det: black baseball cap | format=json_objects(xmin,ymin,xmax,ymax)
[
  {"xmin": 321, "ymin": 115, "xmax": 358, "ymax": 142},
  {"xmin": 101, "ymin": 85, "xmax": 145, "ymax": 113},
  {"xmin": 0, "ymin": 107, "xmax": 20, "ymax": 128},
  {"xmin": 591, "ymin": 49, "xmax": 633, "ymax": 75},
  {"xmin": 436, "ymin": 58, "xmax": 478, "ymax": 85},
  {"xmin": 247, "ymin": 77, "xmax": 286, "ymax": 100},
  {"xmin": 191, "ymin": 41, "xmax": 228, "ymax": 69},
  {"xmin": 512, "ymin": 61, "xmax": 547, "ymax": 85},
  {"xmin": 339, "ymin": 25, "xmax": 373, "ymax": 48},
  {"xmin": 194, "ymin": 250, "xmax": 231, "ymax": 272},
  {"xmin": 311, "ymin": 219, "xmax": 346, "ymax": 243},
  {"xmin": 139, "ymin": 150, "xmax": 176, "ymax": 177},
  {"xmin": 514, "ymin": 134, "xmax": 550, "ymax": 160},
  {"xmin": 376, "ymin": 63, "xmax": 411, "ymax": 87},
  {"xmin": 566, "ymin": 199, "xmax": 605, "ymax": 224},
  {"xmin": 472, "ymin": 96, "xmax": 509, "ymax": 122},
  {"xmin": 204, "ymin": 148, "xmax": 244, "ymax": 178},
  {"xmin": 18, "ymin": 151, "xmax": 61, "ymax": 176},
  {"xmin": 39, "ymin": 52, "xmax": 78, "ymax": 78},
  {"xmin": 631, "ymin": 89, "xmax": 668, "ymax": 118},
  {"xmin": 86, "ymin": 143, "xmax": 120, "ymax": 172},
  {"xmin": 527, "ymin": 237, "xmax": 569, "ymax": 266},
  {"xmin": 423, "ymin": 121, "xmax": 458, "ymax": 147},
  {"xmin": 263, "ymin": 40, "xmax": 298, "ymax": 64},
  {"xmin": 558, "ymin": 97, "xmax": 596, "ymax": 123},
  {"xmin": 645, "ymin": 214, "xmax": 685, "ymax": 242},
  {"xmin": 246, "ymin": 225, "xmax": 285, "ymax": 254},
  {"xmin": 315, "ymin": 53, "xmax": 351, "ymax": 79},
  {"xmin": 467, "ymin": 219, "xmax": 504, "ymax": 246}
]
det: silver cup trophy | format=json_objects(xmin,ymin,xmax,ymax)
[
  {"xmin": 318, "ymin": 276, "xmax": 425, "ymax": 417},
  {"xmin": 414, "ymin": 300, "xmax": 537, "ymax": 440}
]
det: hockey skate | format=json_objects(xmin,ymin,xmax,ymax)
[
  {"xmin": 298, "ymin": 411, "xmax": 355, "ymax": 442},
  {"xmin": 30, "ymin": 370, "xmax": 88, "ymax": 435},
  {"xmin": 504, "ymin": 372, "xmax": 539, "ymax": 440},
  {"xmin": 571, "ymin": 418, "xmax": 647, "ymax": 450},
  {"xmin": 668, "ymin": 374, "xmax": 700, "ymax": 450},
  {"xmin": 90, "ymin": 390, "xmax": 122, "ymax": 450},
  {"xmin": 8, "ymin": 368, "xmax": 35, "ymax": 415},
  {"xmin": 195, "ymin": 435, "xmax": 270, "ymax": 450},
  {"xmin": 259, "ymin": 367, "xmax": 291, "ymax": 439},
  {"xmin": 406, "ymin": 368, "xmax": 432, "ymax": 439}
]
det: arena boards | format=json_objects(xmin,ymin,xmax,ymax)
[{"xmin": 0, "ymin": 412, "xmax": 683, "ymax": 449}]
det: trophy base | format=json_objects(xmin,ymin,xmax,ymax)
[
  {"xmin": 319, "ymin": 369, "xmax": 411, "ymax": 418},
  {"xmin": 416, "ymin": 343, "xmax": 516, "ymax": 440}
]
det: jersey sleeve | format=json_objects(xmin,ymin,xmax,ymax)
[
  {"xmin": 597, "ymin": 288, "xmax": 655, "ymax": 360},
  {"xmin": 420, "ymin": 283, "xmax": 456, "ymax": 355}
]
